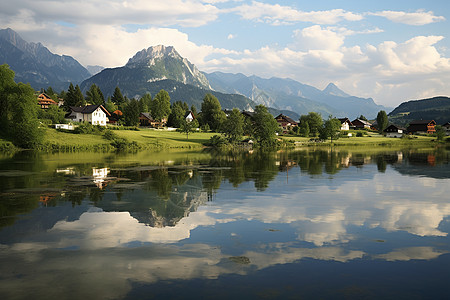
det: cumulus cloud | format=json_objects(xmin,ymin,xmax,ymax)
[
  {"xmin": 229, "ymin": 1, "xmax": 363, "ymax": 25},
  {"xmin": 0, "ymin": 0, "xmax": 219, "ymax": 28},
  {"xmin": 369, "ymin": 10, "xmax": 445, "ymax": 25}
]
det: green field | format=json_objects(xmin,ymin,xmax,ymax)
[
  {"xmin": 40, "ymin": 127, "xmax": 216, "ymax": 151},
  {"xmin": 281, "ymin": 132, "xmax": 438, "ymax": 148},
  {"xmin": 0, "ymin": 127, "xmax": 443, "ymax": 153}
]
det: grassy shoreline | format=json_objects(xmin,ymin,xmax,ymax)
[{"xmin": 0, "ymin": 127, "xmax": 445, "ymax": 153}]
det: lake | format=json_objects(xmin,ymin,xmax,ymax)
[{"xmin": 1, "ymin": 147, "xmax": 450, "ymax": 299}]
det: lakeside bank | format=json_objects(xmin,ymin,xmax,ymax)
[{"xmin": 0, "ymin": 127, "xmax": 446, "ymax": 153}]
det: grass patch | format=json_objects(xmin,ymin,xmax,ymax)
[
  {"xmin": 37, "ymin": 127, "xmax": 216, "ymax": 151},
  {"xmin": 280, "ymin": 133, "xmax": 438, "ymax": 148}
]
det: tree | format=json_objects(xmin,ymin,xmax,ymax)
[
  {"xmin": 299, "ymin": 112, "xmax": 323, "ymax": 137},
  {"xmin": 376, "ymin": 110, "xmax": 388, "ymax": 133},
  {"xmin": 111, "ymin": 86, "xmax": 126, "ymax": 106},
  {"xmin": 222, "ymin": 108, "xmax": 244, "ymax": 143},
  {"xmin": 86, "ymin": 84, "xmax": 104, "ymax": 105},
  {"xmin": 74, "ymin": 85, "xmax": 86, "ymax": 106},
  {"xmin": 252, "ymin": 104, "xmax": 279, "ymax": 147},
  {"xmin": 123, "ymin": 98, "xmax": 140, "ymax": 126},
  {"xmin": 0, "ymin": 64, "xmax": 43, "ymax": 148},
  {"xmin": 320, "ymin": 116, "xmax": 341, "ymax": 141},
  {"xmin": 151, "ymin": 90, "xmax": 171, "ymax": 123},
  {"xmin": 139, "ymin": 93, "xmax": 152, "ymax": 113},
  {"xmin": 201, "ymin": 93, "xmax": 226, "ymax": 132},
  {"xmin": 104, "ymin": 97, "xmax": 117, "ymax": 114},
  {"xmin": 179, "ymin": 118, "xmax": 199, "ymax": 140},
  {"xmin": 435, "ymin": 125, "xmax": 445, "ymax": 141},
  {"xmin": 37, "ymin": 104, "xmax": 66, "ymax": 124},
  {"xmin": 299, "ymin": 121, "xmax": 310, "ymax": 137},
  {"xmin": 168, "ymin": 101, "xmax": 187, "ymax": 128}
]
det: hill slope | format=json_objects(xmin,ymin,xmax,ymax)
[{"xmin": 388, "ymin": 96, "xmax": 450, "ymax": 125}]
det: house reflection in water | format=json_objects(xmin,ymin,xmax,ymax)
[{"xmin": 93, "ymin": 167, "xmax": 109, "ymax": 189}]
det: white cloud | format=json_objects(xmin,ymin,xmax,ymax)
[
  {"xmin": 369, "ymin": 10, "xmax": 445, "ymax": 26},
  {"xmin": 0, "ymin": 0, "xmax": 219, "ymax": 28},
  {"xmin": 229, "ymin": 1, "xmax": 363, "ymax": 25},
  {"xmin": 227, "ymin": 33, "xmax": 236, "ymax": 40}
]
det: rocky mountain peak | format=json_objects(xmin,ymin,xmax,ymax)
[
  {"xmin": 126, "ymin": 45, "xmax": 182, "ymax": 67},
  {"xmin": 323, "ymin": 83, "xmax": 350, "ymax": 98}
]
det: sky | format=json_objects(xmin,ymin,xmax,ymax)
[{"xmin": 1, "ymin": 0, "xmax": 450, "ymax": 107}]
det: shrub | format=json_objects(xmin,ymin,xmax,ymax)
[
  {"xmin": 356, "ymin": 132, "xmax": 363, "ymax": 137},
  {"xmin": 206, "ymin": 135, "xmax": 228, "ymax": 148}
]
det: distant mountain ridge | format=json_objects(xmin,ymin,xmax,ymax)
[
  {"xmin": 206, "ymin": 71, "xmax": 389, "ymax": 119},
  {"xmin": 388, "ymin": 96, "xmax": 450, "ymax": 125},
  {"xmin": 0, "ymin": 28, "xmax": 90, "ymax": 90}
]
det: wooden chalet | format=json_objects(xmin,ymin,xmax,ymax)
[
  {"xmin": 352, "ymin": 118, "xmax": 372, "ymax": 129},
  {"xmin": 275, "ymin": 114, "xmax": 298, "ymax": 133},
  {"xmin": 407, "ymin": 120, "xmax": 436, "ymax": 134},
  {"xmin": 37, "ymin": 93, "xmax": 57, "ymax": 109},
  {"xmin": 384, "ymin": 124, "xmax": 405, "ymax": 138},
  {"xmin": 338, "ymin": 118, "xmax": 352, "ymax": 130},
  {"xmin": 139, "ymin": 112, "xmax": 165, "ymax": 127}
]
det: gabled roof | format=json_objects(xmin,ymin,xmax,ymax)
[
  {"xmin": 69, "ymin": 105, "xmax": 111, "ymax": 116},
  {"xmin": 338, "ymin": 117, "xmax": 352, "ymax": 125},
  {"xmin": 184, "ymin": 111, "xmax": 195, "ymax": 119},
  {"xmin": 242, "ymin": 111, "xmax": 255, "ymax": 118},
  {"xmin": 275, "ymin": 114, "xmax": 297, "ymax": 124},
  {"xmin": 139, "ymin": 112, "xmax": 154, "ymax": 120},
  {"xmin": 409, "ymin": 120, "xmax": 436, "ymax": 125},
  {"xmin": 352, "ymin": 118, "xmax": 372, "ymax": 126},
  {"xmin": 384, "ymin": 124, "xmax": 406, "ymax": 132}
]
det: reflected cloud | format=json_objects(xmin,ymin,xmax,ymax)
[{"xmin": 374, "ymin": 247, "xmax": 448, "ymax": 261}]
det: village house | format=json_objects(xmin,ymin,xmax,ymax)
[
  {"xmin": 37, "ymin": 93, "xmax": 57, "ymax": 109},
  {"xmin": 352, "ymin": 118, "xmax": 372, "ymax": 129},
  {"xmin": 275, "ymin": 114, "xmax": 298, "ymax": 133},
  {"xmin": 66, "ymin": 104, "xmax": 110, "ymax": 126},
  {"xmin": 407, "ymin": 120, "xmax": 436, "ymax": 134},
  {"xmin": 184, "ymin": 111, "xmax": 195, "ymax": 122},
  {"xmin": 338, "ymin": 118, "xmax": 352, "ymax": 131},
  {"xmin": 384, "ymin": 124, "xmax": 405, "ymax": 138}
]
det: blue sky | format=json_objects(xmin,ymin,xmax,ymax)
[{"xmin": 1, "ymin": 0, "xmax": 449, "ymax": 107}]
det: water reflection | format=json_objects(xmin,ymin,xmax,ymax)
[{"xmin": 1, "ymin": 148, "xmax": 450, "ymax": 299}]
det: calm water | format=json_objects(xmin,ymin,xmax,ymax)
[{"xmin": 1, "ymin": 147, "xmax": 450, "ymax": 299}]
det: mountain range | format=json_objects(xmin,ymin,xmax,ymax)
[
  {"xmin": 1, "ymin": 27, "xmax": 391, "ymax": 119},
  {"xmin": 0, "ymin": 28, "xmax": 91, "ymax": 91}
]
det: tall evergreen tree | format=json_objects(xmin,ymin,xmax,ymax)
[
  {"xmin": 123, "ymin": 99, "xmax": 140, "ymax": 126},
  {"xmin": 86, "ymin": 84, "xmax": 104, "ymax": 105},
  {"xmin": 76, "ymin": 85, "xmax": 86, "ymax": 106},
  {"xmin": 111, "ymin": 86, "xmax": 125, "ymax": 106}
]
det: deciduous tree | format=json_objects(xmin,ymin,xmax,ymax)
[
  {"xmin": 200, "ymin": 93, "xmax": 226, "ymax": 132},
  {"xmin": 252, "ymin": 104, "xmax": 279, "ymax": 147},
  {"xmin": 151, "ymin": 90, "xmax": 171, "ymax": 123},
  {"xmin": 222, "ymin": 108, "xmax": 244, "ymax": 143}
]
